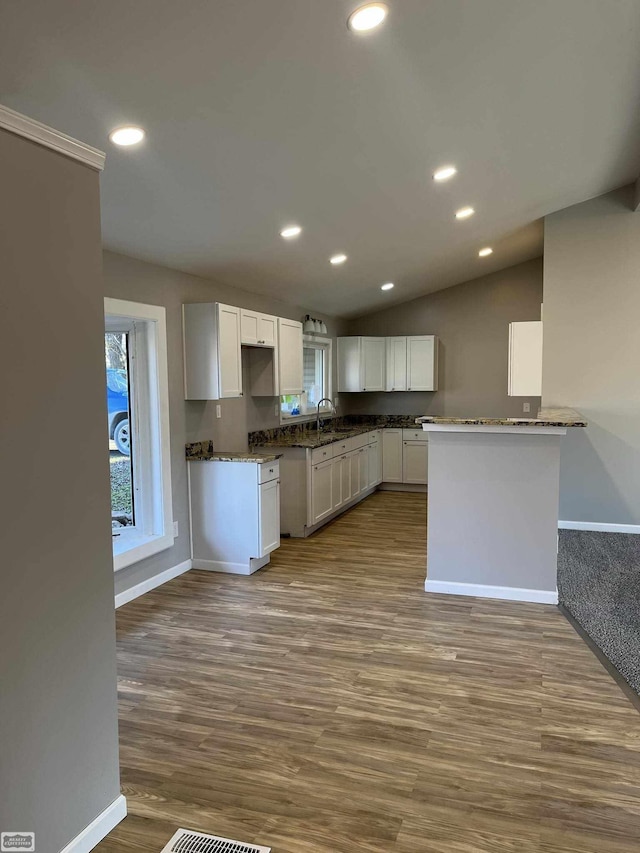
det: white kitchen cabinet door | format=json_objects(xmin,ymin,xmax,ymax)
[
  {"xmin": 340, "ymin": 454, "xmax": 353, "ymax": 506},
  {"xmin": 351, "ymin": 448, "xmax": 361, "ymax": 499},
  {"xmin": 183, "ymin": 302, "xmax": 243, "ymax": 400},
  {"xmin": 278, "ymin": 318, "xmax": 303, "ymax": 395},
  {"xmin": 508, "ymin": 321, "xmax": 542, "ymax": 396},
  {"xmin": 369, "ymin": 440, "xmax": 381, "ymax": 487},
  {"xmin": 407, "ymin": 335, "xmax": 438, "ymax": 391},
  {"xmin": 386, "ymin": 337, "xmax": 407, "ymax": 392},
  {"xmin": 217, "ymin": 303, "xmax": 243, "ymax": 398},
  {"xmin": 241, "ymin": 310, "xmax": 277, "ymax": 347},
  {"xmin": 361, "ymin": 337, "xmax": 386, "ymax": 392},
  {"xmin": 402, "ymin": 441, "xmax": 428, "ymax": 485},
  {"xmin": 259, "ymin": 478, "xmax": 281, "ymax": 555},
  {"xmin": 240, "ymin": 309, "xmax": 260, "ymax": 345},
  {"xmin": 331, "ymin": 456, "xmax": 344, "ymax": 510},
  {"xmin": 382, "ymin": 429, "xmax": 403, "ymax": 482},
  {"xmin": 359, "ymin": 445, "xmax": 369, "ymax": 493},
  {"xmin": 312, "ymin": 458, "xmax": 334, "ymax": 524}
]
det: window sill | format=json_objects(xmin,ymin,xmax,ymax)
[
  {"xmin": 280, "ymin": 410, "xmax": 334, "ymax": 426},
  {"xmin": 112, "ymin": 531, "xmax": 176, "ymax": 572}
]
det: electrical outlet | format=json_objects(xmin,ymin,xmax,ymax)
[
  {"xmin": 274, "ymin": 403, "xmax": 279, "ymax": 417},
  {"xmin": 173, "ymin": 521, "xmax": 179, "ymax": 538},
  {"xmin": 216, "ymin": 404, "xmax": 222, "ymax": 418},
  {"xmin": 523, "ymin": 402, "xmax": 531, "ymax": 413}
]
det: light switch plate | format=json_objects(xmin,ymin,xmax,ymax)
[
  {"xmin": 173, "ymin": 521, "xmax": 179, "ymax": 537},
  {"xmin": 216, "ymin": 404, "xmax": 222, "ymax": 418},
  {"xmin": 523, "ymin": 402, "xmax": 531, "ymax": 413}
]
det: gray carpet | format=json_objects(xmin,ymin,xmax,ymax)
[{"xmin": 558, "ymin": 529, "xmax": 640, "ymax": 695}]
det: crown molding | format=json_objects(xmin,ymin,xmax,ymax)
[{"xmin": 0, "ymin": 104, "xmax": 105, "ymax": 171}]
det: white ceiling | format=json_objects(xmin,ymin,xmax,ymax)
[{"xmin": 2, "ymin": 0, "xmax": 640, "ymax": 317}]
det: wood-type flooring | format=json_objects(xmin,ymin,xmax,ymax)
[{"xmin": 96, "ymin": 491, "xmax": 640, "ymax": 853}]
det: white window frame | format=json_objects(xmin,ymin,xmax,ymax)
[
  {"xmin": 105, "ymin": 298, "xmax": 174, "ymax": 571},
  {"xmin": 280, "ymin": 335, "xmax": 333, "ymax": 424}
]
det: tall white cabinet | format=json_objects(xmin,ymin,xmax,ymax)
[
  {"xmin": 508, "ymin": 321, "xmax": 542, "ymax": 396},
  {"xmin": 278, "ymin": 318, "xmax": 304, "ymax": 396},
  {"xmin": 183, "ymin": 302, "xmax": 242, "ymax": 399}
]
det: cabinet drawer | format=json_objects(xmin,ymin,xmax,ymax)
[
  {"xmin": 353, "ymin": 433, "xmax": 369, "ymax": 450},
  {"xmin": 367, "ymin": 430, "xmax": 381, "ymax": 443},
  {"xmin": 311, "ymin": 445, "xmax": 332, "ymax": 465},
  {"xmin": 402, "ymin": 428, "xmax": 429, "ymax": 442},
  {"xmin": 258, "ymin": 460, "xmax": 280, "ymax": 484},
  {"xmin": 331, "ymin": 437, "xmax": 356, "ymax": 458}
]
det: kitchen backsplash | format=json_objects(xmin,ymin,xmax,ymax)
[{"xmin": 248, "ymin": 414, "xmax": 422, "ymax": 448}]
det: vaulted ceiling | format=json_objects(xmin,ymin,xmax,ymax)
[{"xmin": 2, "ymin": 0, "xmax": 640, "ymax": 316}]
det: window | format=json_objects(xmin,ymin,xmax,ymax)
[
  {"xmin": 104, "ymin": 298, "xmax": 174, "ymax": 571},
  {"xmin": 281, "ymin": 336, "xmax": 332, "ymax": 421}
]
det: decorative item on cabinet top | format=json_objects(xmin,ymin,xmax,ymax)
[{"xmin": 303, "ymin": 314, "xmax": 328, "ymax": 335}]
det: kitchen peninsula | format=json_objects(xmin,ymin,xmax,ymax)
[{"xmin": 418, "ymin": 408, "xmax": 587, "ymax": 604}]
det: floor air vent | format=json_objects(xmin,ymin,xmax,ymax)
[{"xmin": 161, "ymin": 829, "xmax": 271, "ymax": 853}]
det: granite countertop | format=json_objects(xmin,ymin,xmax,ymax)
[
  {"xmin": 185, "ymin": 440, "xmax": 282, "ymax": 463},
  {"xmin": 251, "ymin": 416, "xmax": 421, "ymax": 449},
  {"xmin": 415, "ymin": 407, "xmax": 587, "ymax": 428}
]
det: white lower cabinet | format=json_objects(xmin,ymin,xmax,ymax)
[
  {"xmin": 369, "ymin": 438, "xmax": 382, "ymax": 487},
  {"xmin": 382, "ymin": 429, "xmax": 403, "ymax": 482},
  {"xmin": 259, "ymin": 478, "xmax": 281, "ymax": 554},
  {"xmin": 351, "ymin": 448, "xmax": 362, "ymax": 499},
  {"xmin": 358, "ymin": 446, "xmax": 369, "ymax": 493},
  {"xmin": 402, "ymin": 441, "xmax": 428, "ymax": 484},
  {"xmin": 311, "ymin": 457, "xmax": 334, "ymax": 524},
  {"xmin": 189, "ymin": 458, "xmax": 280, "ymax": 574}
]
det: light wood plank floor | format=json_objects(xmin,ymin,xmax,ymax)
[{"xmin": 96, "ymin": 491, "xmax": 640, "ymax": 853}]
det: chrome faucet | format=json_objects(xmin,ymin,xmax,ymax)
[{"xmin": 316, "ymin": 398, "xmax": 336, "ymax": 435}]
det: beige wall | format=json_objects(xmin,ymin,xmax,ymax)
[
  {"xmin": 543, "ymin": 185, "xmax": 640, "ymax": 525},
  {"xmin": 103, "ymin": 250, "xmax": 345, "ymax": 597},
  {"xmin": 0, "ymin": 131, "xmax": 121, "ymax": 850},
  {"xmin": 344, "ymin": 258, "xmax": 543, "ymax": 418}
]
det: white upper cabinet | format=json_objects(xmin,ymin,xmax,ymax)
[
  {"xmin": 508, "ymin": 321, "xmax": 542, "ymax": 396},
  {"xmin": 407, "ymin": 335, "xmax": 438, "ymax": 392},
  {"xmin": 241, "ymin": 309, "xmax": 277, "ymax": 347},
  {"xmin": 278, "ymin": 318, "xmax": 303, "ymax": 396},
  {"xmin": 361, "ymin": 337, "xmax": 386, "ymax": 391},
  {"xmin": 339, "ymin": 334, "xmax": 438, "ymax": 393},
  {"xmin": 183, "ymin": 302, "xmax": 243, "ymax": 400},
  {"xmin": 337, "ymin": 336, "xmax": 386, "ymax": 392},
  {"xmin": 386, "ymin": 336, "xmax": 408, "ymax": 392}
]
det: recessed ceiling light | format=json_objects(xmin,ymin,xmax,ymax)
[
  {"xmin": 478, "ymin": 247, "xmax": 493, "ymax": 257},
  {"xmin": 109, "ymin": 126, "xmax": 145, "ymax": 147},
  {"xmin": 381, "ymin": 282, "xmax": 394, "ymax": 291},
  {"xmin": 347, "ymin": 3, "xmax": 388, "ymax": 32},
  {"xmin": 330, "ymin": 254, "xmax": 348, "ymax": 265},
  {"xmin": 280, "ymin": 225, "xmax": 302, "ymax": 239},
  {"xmin": 455, "ymin": 206, "xmax": 475, "ymax": 220},
  {"xmin": 433, "ymin": 165, "xmax": 457, "ymax": 182}
]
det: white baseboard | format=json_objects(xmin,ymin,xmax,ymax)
[
  {"xmin": 115, "ymin": 559, "xmax": 192, "ymax": 608},
  {"xmin": 191, "ymin": 556, "xmax": 270, "ymax": 575},
  {"xmin": 59, "ymin": 794, "xmax": 126, "ymax": 853},
  {"xmin": 425, "ymin": 578, "xmax": 558, "ymax": 604},
  {"xmin": 558, "ymin": 520, "xmax": 640, "ymax": 534},
  {"xmin": 379, "ymin": 482, "xmax": 427, "ymax": 493}
]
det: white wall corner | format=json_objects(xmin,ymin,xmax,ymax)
[
  {"xmin": 558, "ymin": 520, "xmax": 640, "ymax": 534},
  {"xmin": 115, "ymin": 559, "xmax": 192, "ymax": 609},
  {"xmin": 59, "ymin": 794, "xmax": 126, "ymax": 853},
  {"xmin": 425, "ymin": 578, "xmax": 558, "ymax": 605}
]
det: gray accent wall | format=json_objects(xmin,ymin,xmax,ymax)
[
  {"xmin": 543, "ymin": 185, "xmax": 640, "ymax": 525},
  {"xmin": 103, "ymin": 250, "xmax": 345, "ymax": 598},
  {"xmin": 0, "ymin": 131, "xmax": 121, "ymax": 851},
  {"xmin": 343, "ymin": 258, "xmax": 543, "ymax": 418}
]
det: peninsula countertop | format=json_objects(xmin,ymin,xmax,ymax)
[{"xmin": 415, "ymin": 407, "xmax": 587, "ymax": 428}]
